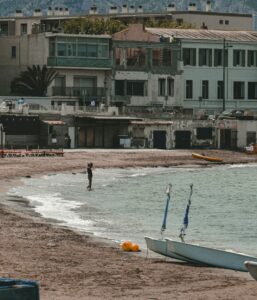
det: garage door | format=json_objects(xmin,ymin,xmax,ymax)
[
  {"xmin": 153, "ymin": 130, "xmax": 166, "ymax": 149},
  {"xmin": 175, "ymin": 131, "xmax": 191, "ymax": 149}
]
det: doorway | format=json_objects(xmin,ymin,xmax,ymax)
[
  {"xmin": 220, "ymin": 129, "xmax": 237, "ymax": 149},
  {"xmin": 175, "ymin": 131, "xmax": 191, "ymax": 149},
  {"xmin": 153, "ymin": 130, "xmax": 166, "ymax": 149}
]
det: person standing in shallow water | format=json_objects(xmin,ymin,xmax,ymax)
[{"xmin": 87, "ymin": 163, "xmax": 93, "ymax": 191}]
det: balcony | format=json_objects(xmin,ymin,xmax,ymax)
[
  {"xmin": 47, "ymin": 57, "xmax": 112, "ymax": 69},
  {"xmin": 112, "ymin": 95, "xmax": 132, "ymax": 105},
  {"xmin": 115, "ymin": 62, "xmax": 178, "ymax": 74},
  {"xmin": 52, "ymin": 87, "xmax": 106, "ymax": 102}
]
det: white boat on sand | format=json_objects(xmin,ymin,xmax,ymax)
[
  {"xmin": 166, "ymin": 239, "xmax": 257, "ymax": 272},
  {"xmin": 245, "ymin": 261, "xmax": 257, "ymax": 280},
  {"xmin": 145, "ymin": 236, "xmax": 200, "ymax": 264},
  {"xmin": 145, "ymin": 184, "xmax": 257, "ymax": 272}
]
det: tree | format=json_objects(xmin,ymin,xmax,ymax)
[
  {"xmin": 10, "ymin": 65, "xmax": 58, "ymax": 96},
  {"xmin": 62, "ymin": 17, "xmax": 126, "ymax": 35},
  {"xmin": 61, "ymin": 17, "xmax": 193, "ymax": 35}
]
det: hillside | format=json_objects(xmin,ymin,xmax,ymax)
[{"xmin": 0, "ymin": 0, "xmax": 256, "ymax": 17}]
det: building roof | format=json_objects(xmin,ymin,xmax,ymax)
[
  {"xmin": 43, "ymin": 120, "xmax": 65, "ymax": 125},
  {"xmin": 77, "ymin": 116, "xmax": 141, "ymax": 121},
  {"xmin": 0, "ymin": 9, "xmax": 252, "ymax": 21},
  {"xmin": 146, "ymin": 28, "xmax": 257, "ymax": 42},
  {"xmin": 0, "ymin": 18, "xmax": 15, "ymax": 21},
  {"xmin": 131, "ymin": 120, "xmax": 173, "ymax": 125},
  {"xmin": 45, "ymin": 32, "xmax": 111, "ymax": 39}
]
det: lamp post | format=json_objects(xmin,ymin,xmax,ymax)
[
  {"xmin": 199, "ymin": 96, "xmax": 203, "ymax": 108},
  {"xmin": 222, "ymin": 38, "xmax": 233, "ymax": 112},
  {"xmin": 0, "ymin": 125, "xmax": 3, "ymax": 158},
  {"xmin": 222, "ymin": 38, "xmax": 226, "ymax": 111}
]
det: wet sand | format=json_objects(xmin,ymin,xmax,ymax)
[{"xmin": 0, "ymin": 149, "xmax": 257, "ymax": 300}]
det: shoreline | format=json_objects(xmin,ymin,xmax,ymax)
[{"xmin": 1, "ymin": 149, "xmax": 257, "ymax": 299}]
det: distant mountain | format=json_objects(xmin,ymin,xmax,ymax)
[{"xmin": 0, "ymin": 0, "xmax": 256, "ymax": 17}]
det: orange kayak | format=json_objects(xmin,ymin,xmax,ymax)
[{"xmin": 192, "ymin": 153, "xmax": 223, "ymax": 162}]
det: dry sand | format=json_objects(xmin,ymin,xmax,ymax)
[{"xmin": 0, "ymin": 149, "xmax": 257, "ymax": 300}]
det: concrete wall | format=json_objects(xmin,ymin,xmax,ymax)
[
  {"xmin": 0, "ymin": 34, "xmax": 47, "ymax": 66},
  {"xmin": 113, "ymin": 23, "xmax": 159, "ymax": 42},
  {"xmin": 51, "ymin": 69, "xmax": 106, "ymax": 88},
  {"xmin": 0, "ymin": 34, "xmax": 47, "ymax": 95},
  {"xmin": 237, "ymin": 120, "xmax": 257, "ymax": 147},
  {"xmin": 0, "ymin": 124, "xmax": 5, "ymax": 147},
  {"xmin": 113, "ymin": 71, "xmax": 181, "ymax": 107},
  {"xmin": 171, "ymin": 119, "xmax": 215, "ymax": 148},
  {"xmin": 0, "ymin": 36, "xmax": 20, "ymax": 66},
  {"xmin": 178, "ymin": 40, "xmax": 257, "ymax": 113},
  {"xmin": 0, "ymin": 96, "xmax": 53, "ymax": 109},
  {"xmin": 151, "ymin": 74, "xmax": 181, "ymax": 107},
  {"xmin": 216, "ymin": 119, "xmax": 257, "ymax": 148},
  {"xmin": 15, "ymin": 18, "xmax": 41, "ymax": 35},
  {"xmin": 129, "ymin": 119, "xmax": 214, "ymax": 149},
  {"xmin": 129, "ymin": 123, "xmax": 172, "ymax": 149},
  {"xmin": 128, "ymin": 121, "xmax": 172, "ymax": 149},
  {"xmin": 19, "ymin": 33, "xmax": 48, "ymax": 65},
  {"xmin": 172, "ymin": 13, "xmax": 252, "ymax": 30},
  {"xmin": 0, "ymin": 33, "xmax": 110, "ymax": 98},
  {"xmin": 0, "ymin": 36, "xmax": 22, "ymax": 94}
]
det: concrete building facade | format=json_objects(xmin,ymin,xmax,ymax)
[
  {"xmin": 117, "ymin": 26, "xmax": 257, "ymax": 114},
  {"xmin": 112, "ymin": 24, "xmax": 181, "ymax": 108},
  {"xmin": 129, "ymin": 119, "xmax": 215, "ymax": 149},
  {"xmin": 216, "ymin": 119, "xmax": 257, "ymax": 149},
  {"xmin": 0, "ymin": 32, "xmax": 112, "ymax": 106}
]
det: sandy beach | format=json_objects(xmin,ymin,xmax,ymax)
[{"xmin": 1, "ymin": 149, "xmax": 257, "ymax": 300}]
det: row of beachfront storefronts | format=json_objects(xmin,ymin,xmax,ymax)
[{"xmin": 0, "ymin": 114, "xmax": 256, "ymax": 150}]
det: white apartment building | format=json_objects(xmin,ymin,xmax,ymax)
[{"xmin": 146, "ymin": 28, "xmax": 257, "ymax": 114}]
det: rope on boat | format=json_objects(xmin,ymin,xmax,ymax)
[{"xmin": 179, "ymin": 184, "xmax": 193, "ymax": 242}]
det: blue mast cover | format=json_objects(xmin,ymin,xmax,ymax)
[
  {"xmin": 161, "ymin": 184, "xmax": 172, "ymax": 234},
  {"xmin": 179, "ymin": 184, "xmax": 193, "ymax": 242}
]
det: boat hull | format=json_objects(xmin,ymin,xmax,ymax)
[
  {"xmin": 245, "ymin": 261, "xmax": 257, "ymax": 280},
  {"xmin": 145, "ymin": 237, "xmax": 199, "ymax": 263},
  {"xmin": 166, "ymin": 239, "xmax": 257, "ymax": 272},
  {"xmin": 192, "ymin": 153, "xmax": 223, "ymax": 162}
]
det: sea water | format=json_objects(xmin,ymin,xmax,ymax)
[{"xmin": 6, "ymin": 164, "xmax": 257, "ymax": 255}]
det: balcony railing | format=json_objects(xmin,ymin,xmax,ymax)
[
  {"xmin": 112, "ymin": 95, "xmax": 132, "ymax": 104},
  {"xmin": 47, "ymin": 57, "xmax": 112, "ymax": 69},
  {"xmin": 52, "ymin": 87, "xmax": 105, "ymax": 98}
]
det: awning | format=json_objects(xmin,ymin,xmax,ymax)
[{"xmin": 43, "ymin": 120, "xmax": 66, "ymax": 125}]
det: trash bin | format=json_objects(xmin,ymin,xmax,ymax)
[{"xmin": 0, "ymin": 278, "xmax": 40, "ymax": 300}]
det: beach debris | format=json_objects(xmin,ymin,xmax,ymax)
[
  {"xmin": 120, "ymin": 241, "xmax": 140, "ymax": 252},
  {"xmin": 47, "ymin": 242, "xmax": 57, "ymax": 248}
]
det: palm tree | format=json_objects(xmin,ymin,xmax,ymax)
[{"xmin": 11, "ymin": 65, "xmax": 58, "ymax": 96}]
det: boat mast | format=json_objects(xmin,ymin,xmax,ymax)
[
  {"xmin": 179, "ymin": 184, "xmax": 193, "ymax": 242},
  {"xmin": 161, "ymin": 184, "xmax": 172, "ymax": 237}
]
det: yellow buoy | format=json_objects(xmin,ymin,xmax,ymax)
[
  {"xmin": 121, "ymin": 241, "xmax": 140, "ymax": 252},
  {"xmin": 131, "ymin": 243, "xmax": 140, "ymax": 252},
  {"xmin": 121, "ymin": 240, "xmax": 133, "ymax": 251}
]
